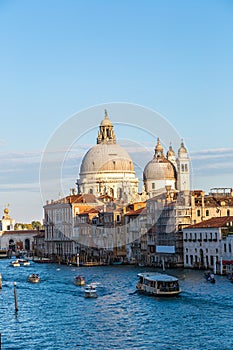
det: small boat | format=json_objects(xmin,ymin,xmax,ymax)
[
  {"xmin": 82, "ymin": 261, "xmax": 104, "ymax": 267},
  {"xmin": 74, "ymin": 275, "xmax": 86, "ymax": 286},
  {"xmin": 19, "ymin": 259, "xmax": 30, "ymax": 266},
  {"xmin": 204, "ymin": 271, "xmax": 215, "ymax": 283},
  {"xmin": 33, "ymin": 257, "xmax": 52, "ymax": 263},
  {"xmin": 136, "ymin": 272, "xmax": 181, "ymax": 297},
  {"xmin": 84, "ymin": 283, "xmax": 98, "ymax": 298},
  {"xmin": 10, "ymin": 260, "xmax": 20, "ymax": 267},
  {"xmin": 28, "ymin": 274, "xmax": 40, "ymax": 283}
]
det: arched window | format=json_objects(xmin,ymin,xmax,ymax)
[{"xmin": 25, "ymin": 239, "xmax": 30, "ymax": 251}]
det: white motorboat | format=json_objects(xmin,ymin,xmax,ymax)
[
  {"xmin": 136, "ymin": 272, "xmax": 181, "ymax": 297},
  {"xmin": 84, "ymin": 283, "xmax": 98, "ymax": 298}
]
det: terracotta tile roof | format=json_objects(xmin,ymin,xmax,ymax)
[
  {"xmin": 186, "ymin": 216, "xmax": 233, "ymax": 229},
  {"xmin": 46, "ymin": 194, "xmax": 100, "ymax": 205},
  {"xmin": 1, "ymin": 230, "xmax": 40, "ymax": 235},
  {"xmin": 125, "ymin": 207, "xmax": 147, "ymax": 216}
]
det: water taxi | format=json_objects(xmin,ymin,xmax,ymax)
[
  {"xmin": 84, "ymin": 283, "xmax": 98, "ymax": 298},
  {"xmin": 136, "ymin": 272, "xmax": 181, "ymax": 297},
  {"xmin": 28, "ymin": 274, "xmax": 40, "ymax": 283},
  {"xmin": 74, "ymin": 275, "xmax": 86, "ymax": 286}
]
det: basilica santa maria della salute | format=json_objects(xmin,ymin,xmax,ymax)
[
  {"xmin": 76, "ymin": 110, "xmax": 190, "ymax": 202},
  {"xmin": 3, "ymin": 110, "xmax": 233, "ymax": 272}
]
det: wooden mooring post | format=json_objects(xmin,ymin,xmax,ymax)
[{"xmin": 14, "ymin": 282, "xmax": 18, "ymax": 312}]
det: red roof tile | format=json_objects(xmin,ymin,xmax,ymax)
[{"xmin": 186, "ymin": 216, "xmax": 233, "ymax": 229}]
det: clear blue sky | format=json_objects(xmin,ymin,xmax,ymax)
[{"xmin": 0, "ymin": 0, "xmax": 233, "ymax": 222}]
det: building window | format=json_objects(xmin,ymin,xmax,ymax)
[
  {"xmin": 227, "ymin": 209, "xmax": 230, "ymax": 216},
  {"xmin": 186, "ymin": 255, "xmax": 189, "ymax": 264},
  {"xmin": 210, "ymin": 256, "xmax": 214, "ymax": 266},
  {"xmin": 152, "ymin": 183, "xmax": 155, "ymax": 189},
  {"xmin": 224, "ymin": 244, "xmax": 227, "ymax": 253},
  {"xmin": 185, "ymin": 164, "xmax": 188, "ymax": 172},
  {"xmin": 229, "ymin": 244, "xmax": 232, "ymax": 253},
  {"xmin": 181, "ymin": 164, "xmax": 184, "ymax": 172},
  {"xmin": 190, "ymin": 255, "xmax": 193, "ymax": 265},
  {"xmin": 197, "ymin": 210, "xmax": 201, "ymax": 217},
  {"xmin": 206, "ymin": 210, "xmax": 209, "ymax": 216},
  {"xmin": 216, "ymin": 249, "xmax": 218, "ymax": 253}
]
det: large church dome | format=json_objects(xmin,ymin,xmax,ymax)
[
  {"xmin": 77, "ymin": 110, "xmax": 138, "ymax": 201},
  {"xmin": 80, "ymin": 143, "xmax": 134, "ymax": 174}
]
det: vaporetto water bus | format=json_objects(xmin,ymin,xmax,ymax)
[{"xmin": 136, "ymin": 272, "xmax": 181, "ymax": 297}]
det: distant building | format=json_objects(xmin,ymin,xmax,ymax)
[
  {"xmin": 0, "ymin": 207, "xmax": 38, "ymax": 255},
  {"xmin": 190, "ymin": 188, "xmax": 233, "ymax": 224}
]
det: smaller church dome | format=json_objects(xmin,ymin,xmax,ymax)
[{"xmin": 143, "ymin": 157, "xmax": 176, "ymax": 181}]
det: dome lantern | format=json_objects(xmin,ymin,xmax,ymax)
[{"xmin": 97, "ymin": 110, "xmax": 116, "ymax": 144}]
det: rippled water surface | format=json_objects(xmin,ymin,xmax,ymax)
[{"xmin": 1, "ymin": 260, "xmax": 233, "ymax": 349}]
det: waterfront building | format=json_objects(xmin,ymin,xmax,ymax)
[
  {"xmin": 183, "ymin": 216, "xmax": 233, "ymax": 274},
  {"xmin": 43, "ymin": 193, "xmax": 102, "ymax": 262},
  {"xmin": 124, "ymin": 203, "xmax": 147, "ymax": 264},
  {"xmin": 144, "ymin": 187, "xmax": 192, "ymax": 267},
  {"xmin": 0, "ymin": 230, "xmax": 37, "ymax": 254},
  {"xmin": 0, "ymin": 207, "xmax": 38, "ymax": 256},
  {"xmin": 33, "ymin": 230, "xmax": 45, "ymax": 258}
]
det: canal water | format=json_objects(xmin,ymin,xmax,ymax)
[{"xmin": 0, "ymin": 259, "xmax": 233, "ymax": 350}]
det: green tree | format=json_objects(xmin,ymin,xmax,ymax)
[{"xmin": 31, "ymin": 221, "xmax": 43, "ymax": 230}]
